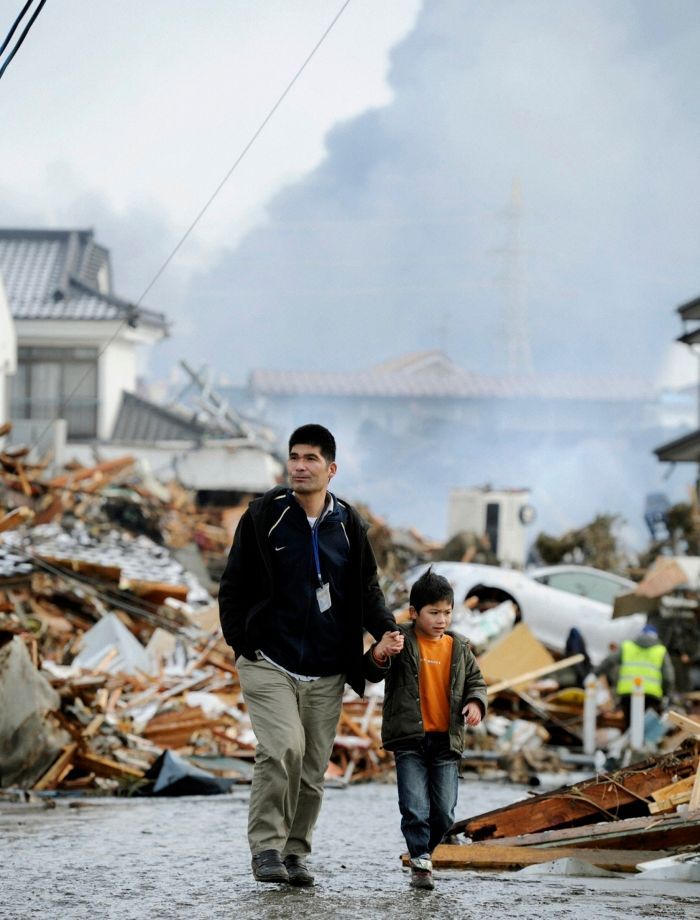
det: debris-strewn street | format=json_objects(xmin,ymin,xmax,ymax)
[{"xmin": 1, "ymin": 780, "xmax": 696, "ymax": 920}]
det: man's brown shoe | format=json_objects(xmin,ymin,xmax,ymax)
[
  {"xmin": 283, "ymin": 854, "xmax": 314, "ymax": 887},
  {"xmin": 251, "ymin": 850, "xmax": 289, "ymax": 883}
]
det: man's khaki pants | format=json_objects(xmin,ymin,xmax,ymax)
[{"xmin": 237, "ymin": 656, "xmax": 345, "ymax": 857}]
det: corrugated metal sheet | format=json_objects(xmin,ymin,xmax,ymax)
[{"xmin": 112, "ymin": 392, "xmax": 209, "ymax": 442}]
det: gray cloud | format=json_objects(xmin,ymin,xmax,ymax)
[
  {"xmin": 181, "ymin": 0, "xmax": 700, "ymax": 380},
  {"xmin": 5, "ymin": 1, "xmax": 700, "ymax": 546}
]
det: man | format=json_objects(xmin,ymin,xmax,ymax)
[
  {"xmin": 597, "ymin": 624, "xmax": 675, "ymax": 728},
  {"xmin": 219, "ymin": 423, "xmax": 403, "ymax": 886}
]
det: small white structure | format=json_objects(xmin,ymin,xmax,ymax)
[
  {"xmin": 0, "ymin": 273, "xmax": 17, "ymax": 428},
  {"xmin": 447, "ymin": 486, "xmax": 535, "ymax": 568},
  {"xmin": 0, "ymin": 228, "xmax": 168, "ymax": 442}
]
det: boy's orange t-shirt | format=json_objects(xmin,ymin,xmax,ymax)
[{"xmin": 416, "ymin": 632, "xmax": 453, "ymax": 732}]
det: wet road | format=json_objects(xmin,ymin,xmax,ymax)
[{"xmin": 1, "ymin": 778, "xmax": 696, "ymax": 920}]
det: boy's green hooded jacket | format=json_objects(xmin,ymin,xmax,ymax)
[{"xmin": 365, "ymin": 622, "xmax": 488, "ymax": 755}]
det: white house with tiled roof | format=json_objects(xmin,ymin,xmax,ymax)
[{"xmin": 0, "ymin": 228, "xmax": 168, "ymax": 441}]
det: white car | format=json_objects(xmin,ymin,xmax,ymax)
[
  {"xmin": 403, "ymin": 562, "xmax": 646, "ymax": 665},
  {"xmin": 528, "ymin": 564, "xmax": 636, "ymax": 607}
]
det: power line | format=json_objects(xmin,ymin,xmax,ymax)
[
  {"xmin": 137, "ymin": 0, "xmax": 353, "ymax": 307},
  {"xmin": 0, "ymin": 0, "xmax": 47, "ymax": 82},
  {"xmin": 0, "ymin": 0, "xmax": 32, "ymax": 57},
  {"xmin": 25, "ymin": 0, "xmax": 353, "ymax": 454}
]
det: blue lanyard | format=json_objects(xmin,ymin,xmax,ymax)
[{"xmin": 311, "ymin": 519, "xmax": 323, "ymax": 586}]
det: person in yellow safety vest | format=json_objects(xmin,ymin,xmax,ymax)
[{"xmin": 607, "ymin": 625, "xmax": 675, "ymax": 729}]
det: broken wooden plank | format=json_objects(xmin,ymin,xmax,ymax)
[
  {"xmin": 48, "ymin": 455, "xmax": 135, "ymax": 489},
  {"xmin": 486, "ymin": 654, "xmax": 585, "ymax": 697},
  {"xmin": 73, "ymin": 751, "xmax": 144, "ymax": 780},
  {"xmin": 648, "ymin": 790, "xmax": 692, "ymax": 814},
  {"xmin": 201, "ymin": 648, "xmax": 238, "ymax": 675},
  {"xmin": 649, "ymin": 773, "xmax": 696, "ymax": 811},
  {"xmin": 422, "ymin": 844, "xmax": 674, "ymax": 873},
  {"xmin": 33, "ymin": 742, "xmax": 79, "ymax": 791},
  {"xmin": 106, "ymin": 687, "xmax": 123, "ymax": 712},
  {"xmin": 35, "ymin": 554, "xmax": 122, "ymax": 583},
  {"xmin": 668, "ymin": 710, "xmax": 700, "ymax": 736},
  {"xmin": 125, "ymin": 580, "xmax": 189, "ymax": 605},
  {"xmin": 475, "ymin": 811, "xmax": 700, "ymax": 851},
  {"xmin": 82, "ymin": 715, "xmax": 105, "ymax": 739},
  {"xmin": 452, "ymin": 741, "xmax": 699, "ymax": 840},
  {"xmin": 0, "ymin": 506, "xmax": 35, "ymax": 533},
  {"xmin": 15, "ymin": 462, "xmax": 33, "ymax": 498},
  {"xmin": 92, "ymin": 646, "xmax": 118, "ymax": 674},
  {"xmin": 689, "ymin": 759, "xmax": 700, "ymax": 813}
]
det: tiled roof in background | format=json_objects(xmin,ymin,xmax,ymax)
[
  {"xmin": 0, "ymin": 233, "xmax": 68, "ymax": 304},
  {"xmin": 0, "ymin": 228, "xmax": 167, "ymax": 329},
  {"xmin": 249, "ymin": 351, "xmax": 654, "ymax": 402}
]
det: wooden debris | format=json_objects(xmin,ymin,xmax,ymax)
[
  {"xmin": 484, "ymin": 811, "xmax": 700, "ymax": 852},
  {"xmin": 689, "ymin": 758, "xmax": 700, "ymax": 813},
  {"xmin": 73, "ymin": 751, "xmax": 144, "ymax": 780},
  {"xmin": 485, "ymin": 654, "xmax": 585, "ymax": 698},
  {"xmin": 48, "ymin": 456, "xmax": 136, "ymax": 490},
  {"xmin": 649, "ymin": 774, "xmax": 697, "ymax": 813},
  {"xmin": 452, "ymin": 740, "xmax": 699, "ymax": 840},
  {"xmin": 0, "ymin": 506, "xmax": 35, "ymax": 533},
  {"xmin": 33, "ymin": 742, "xmax": 79, "ymax": 791},
  {"xmin": 478, "ymin": 622, "xmax": 554, "ymax": 685},
  {"xmin": 668, "ymin": 710, "xmax": 700, "ymax": 736},
  {"xmin": 418, "ymin": 844, "xmax": 673, "ymax": 873},
  {"xmin": 35, "ymin": 555, "xmax": 122, "ymax": 583}
]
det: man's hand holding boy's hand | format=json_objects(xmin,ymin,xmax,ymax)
[
  {"xmin": 372, "ymin": 630, "xmax": 404, "ymax": 664},
  {"xmin": 462, "ymin": 701, "xmax": 482, "ymax": 727}
]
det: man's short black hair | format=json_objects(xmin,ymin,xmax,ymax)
[
  {"xmin": 409, "ymin": 567, "xmax": 454, "ymax": 612},
  {"xmin": 288, "ymin": 424, "xmax": 336, "ymax": 463}
]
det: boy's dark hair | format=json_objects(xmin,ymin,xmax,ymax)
[
  {"xmin": 409, "ymin": 567, "xmax": 454, "ymax": 612},
  {"xmin": 288, "ymin": 424, "xmax": 336, "ymax": 463}
]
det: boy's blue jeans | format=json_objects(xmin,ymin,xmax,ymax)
[{"xmin": 393, "ymin": 732, "xmax": 460, "ymax": 858}]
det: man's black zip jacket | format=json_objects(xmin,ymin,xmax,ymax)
[{"xmin": 218, "ymin": 486, "xmax": 396, "ymax": 696}]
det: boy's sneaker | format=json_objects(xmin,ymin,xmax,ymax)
[{"xmin": 409, "ymin": 855, "xmax": 434, "ymax": 890}]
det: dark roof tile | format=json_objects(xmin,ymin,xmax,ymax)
[{"xmin": 0, "ymin": 228, "xmax": 167, "ymax": 330}]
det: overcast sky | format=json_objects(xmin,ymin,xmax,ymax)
[
  {"xmin": 176, "ymin": 0, "xmax": 700, "ymax": 381},
  {"xmin": 1, "ymin": 0, "xmax": 419, "ymax": 324},
  {"xmin": 3, "ymin": 1, "xmax": 700, "ymax": 539},
  {"xmin": 3, "ymin": 0, "xmax": 699, "ymax": 382}
]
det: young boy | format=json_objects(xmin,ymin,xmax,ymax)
[{"xmin": 366, "ymin": 568, "xmax": 487, "ymax": 890}]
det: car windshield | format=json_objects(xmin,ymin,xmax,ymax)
[{"xmin": 535, "ymin": 571, "xmax": 630, "ymax": 606}]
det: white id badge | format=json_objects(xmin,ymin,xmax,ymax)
[{"xmin": 316, "ymin": 582, "xmax": 332, "ymax": 613}]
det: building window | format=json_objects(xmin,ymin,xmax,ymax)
[{"xmin": 11, "ymin": 347, "xmax": 99, "ymax": 439}]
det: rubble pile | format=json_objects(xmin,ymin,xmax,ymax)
[
  {"xmin": 2, "ymin": 439, "xmax": 699, "ymax": 802},
  {"xmin": 0, "ymin": 448, "xmax": 391, "ymax": 796}
]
